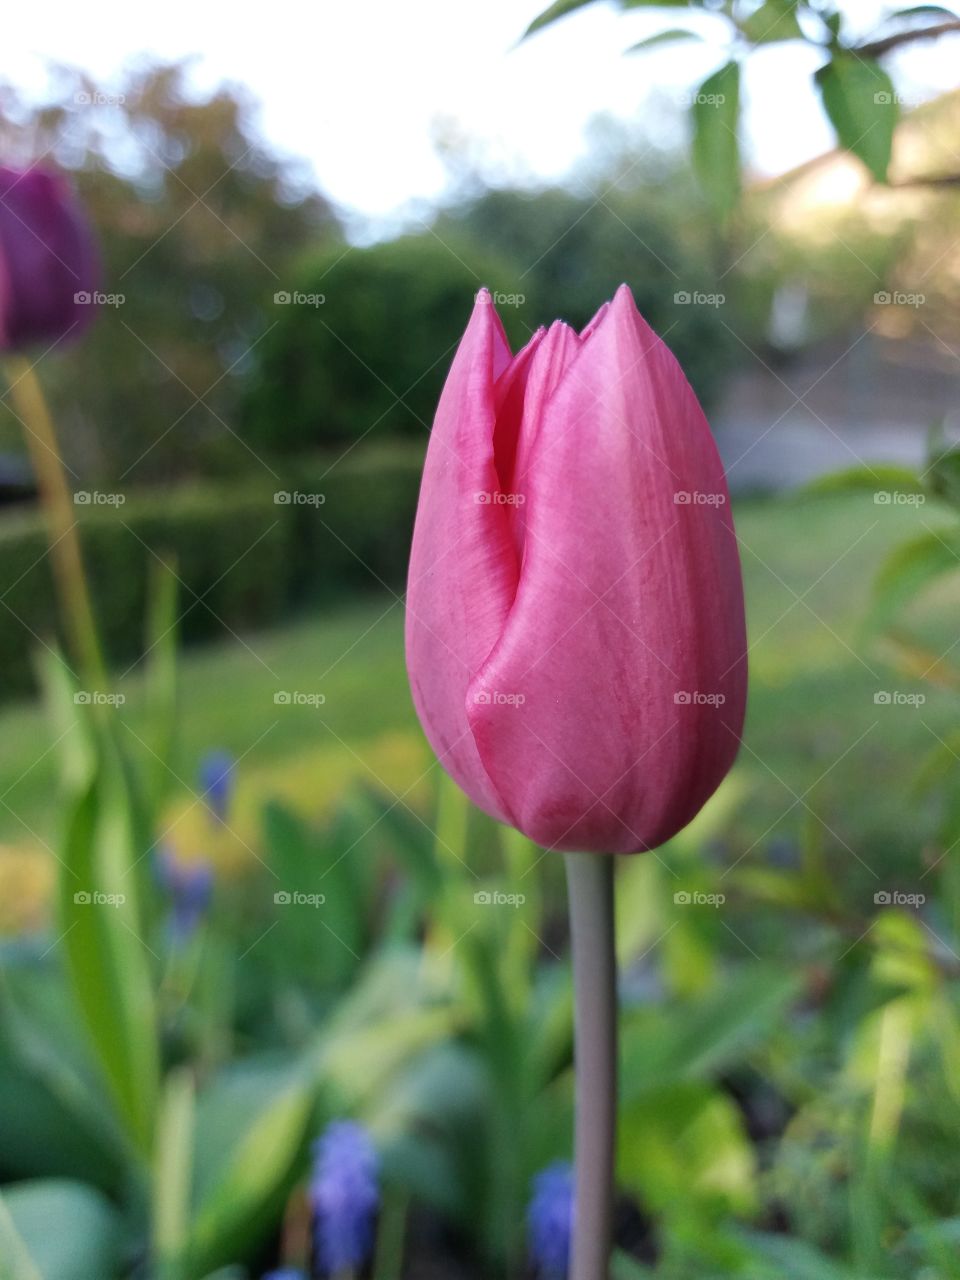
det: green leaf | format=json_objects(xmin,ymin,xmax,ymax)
[
  {"xmin": 866, "ymin": 527, "xmax": 960, "ymax": 633},
  {"xmin": 611, "ymin": 1252, "xmax": 655, "ymax": 1279},
  {"xmin": 617, "ymin": 1082, "xmax": 756, "ymax": 1216},
  {"xmin": 890, "ymin": 4, "xmax": 958, "ymax": 16},
  {"xmin": 261, "ymin": 798, "xmax": 366, "ymax": 989},
  {"xmin": 815, "ymin": 55, "xmax": 898, "ymax": 182},
  {"xmin": 735, "ymin": 1229, "xmax": 869, "ymax": 1278},
  {"xmin": 0, "ymin": 1194, "xmax": 43, "ymax": 1280},
  {"xmin": 739, "ymin": 0, "xmax": 804, "ymax": 44},
  {"xmin": 691, "ymin": 62, "xmax": 742, "ymax": 218},
  {"xmin": 801, "ymin": 463, "xmax": 924, "ymax": 498},
  {"xmin": 187, "ymin": 1063, "xmax": 313, "ymax": 1276},
  {"xmin": 35, "ymin": 648, "xmax": 97, "ymax": 794},
  {"xmin": 57, "ymin": 738, "xmax": 159, "ymax": 1155},
  {"xmin": 621, "ymin": 964, "xmax": 801, "ymax": 1095},
  {"xmin": 0, "ymin": 971, "xmax": 130, "ymax": 1190},
  {"xmin": 925, "ymin": 446, "xmax": 960, "ymax": 507},
  {"xmin": 626, "ymin": 27, "xmax": 704, "ymax": 51},
  {"xmin": 152, "ymin": 1068, "xmax": 196, "ymax": 1276},
  {"xmin": 1, "ymin": 1181, "xmax": 122, "ymax": 1280},
  {"xmin": 523, "ymin": 0, "xmax": 598, "ymax": 37},
  {"xmin": 142, "ymin": 555, "xmax": 180, "ymax": 815}
]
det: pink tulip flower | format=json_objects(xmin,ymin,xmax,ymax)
[{"xmin": 405, "ymin": 285, "xmax": 747, "ymax": 855}]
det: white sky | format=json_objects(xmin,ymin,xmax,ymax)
[{"xmin": 7, "ymin": 0, "xmax": 960, "ymax": 231}]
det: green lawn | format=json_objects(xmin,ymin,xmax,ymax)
[{"xmin": 0, "ymin": 491, "xmax": 958, "ymax": 894}]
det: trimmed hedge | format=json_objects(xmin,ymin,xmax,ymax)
[{"xmin": 0, "ymin": 445, "xmax": 425, "ymax": 701}]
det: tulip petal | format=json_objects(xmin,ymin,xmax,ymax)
[
  {"xmin": 466, "ymin": 286, "xmax": 747, "ymax": 853},
  {"xmin": 405, "ymin": 291, "xmax": 524, "ymax": 823}
]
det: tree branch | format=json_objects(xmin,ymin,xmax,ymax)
[{"xmin": 855, "ymin": 17, "xmax": 960, "ymax": 59}]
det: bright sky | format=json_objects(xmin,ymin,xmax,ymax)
[{"xmin": 7, "ymin": 0, "xmax": 960, "ymax": 231}]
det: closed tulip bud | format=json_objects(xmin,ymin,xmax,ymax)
[
  {"xmin": 406, "ymin": 285, "xmax": 747, "ymax": 855},
  {"xmin": 0, "ymin": 166, "xmax": 99, "ymax": 351}
]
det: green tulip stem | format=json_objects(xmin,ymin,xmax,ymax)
[
  {"xmin": 565, "ymin": 851, "xmax": 618, "ymax": 1280},
  {"xmin": 5, "ymin": 356, "xmax": 107, "ymax": 689}
]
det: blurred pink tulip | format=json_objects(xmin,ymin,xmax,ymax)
[{"xmin": 406, "ymin": 285, "xmax": 747, "ymax": 855}]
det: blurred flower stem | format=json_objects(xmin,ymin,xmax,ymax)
[
  {"xmin": 565, "ymin": 852, "xmax": 617, "ymax": 1280},
  {"xmin": 6, "ymin": 356, "xmax": 107, "ymax": 688}
]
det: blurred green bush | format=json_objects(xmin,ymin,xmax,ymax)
[
  {"xmin": 241, "ymin": 235, "xmax": 524, "ymax": 453},
  {"xmin": 0, "ymin": 445, "xmax": 424, "ymax": 700},
  {"xmin": 241, "ymin": 188, "xmax": 737, "ymax": 456}
]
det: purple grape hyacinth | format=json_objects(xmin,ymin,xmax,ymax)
[
  {"xmin": 155, "ymin": 848, "xmax": 213, "ymax": 942},
  {"xmin": 311, "ymin": 1120, "xmax": 380, "ymax": 1275},
  {"xmin": 262, "ymin": 1271, "xmax": 305, "ymax": 1280},
  {"xmin": 198, "ymin": 749, "xmax": 235, "ymax": 822},
  {"xmin": 527, "ymin": 1161, "xmax": 574, "ymax": 1279}
]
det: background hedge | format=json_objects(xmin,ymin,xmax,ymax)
[{"xmin": 0, "ymin": 444, "xmax": 425, "ymax": 702}]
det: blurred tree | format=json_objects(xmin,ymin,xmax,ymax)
[
  {"xmin": 435, "ymin": 176, "xmax": 737, "ymax": 413},
  {"xmin": 241, "ymin": 233, "xmax": 524, "ymax": 452},
  {"xmin": 0, "ymin": 61, "xmax": 340, "ymax": 484},
  {"xmin": 243, "ymin": 148, "xmax": 740, "ymax": 452}
]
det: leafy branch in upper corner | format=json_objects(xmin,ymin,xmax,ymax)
[{"xmin": 524, "ymin": 0, "xmax": 960, "ymax": 215}]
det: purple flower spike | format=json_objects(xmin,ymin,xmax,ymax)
[
  {"xmin": 155, "ymin": 848, "xmax": 213, "ymax": 942},
  {"xmin": 311, "ymin": 1120, "xmax": 380, "ymax": 1275},
  {"xmin": 0, "ymin": 166, "xmax": 99, "ymax": 351},
  {"xmin": 198, "ymin": 749, "xmax": 235, "ymax": 823},
  {"xmin": 528, "ymin": 1162, "xmax": 574, "ymax": 1279},
  {"xmin": 262, "ymin": 1271, "xmax": 305, "ymax": 1280}
]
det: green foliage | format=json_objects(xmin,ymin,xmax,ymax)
[
  {"xmin": 525, "ymin": 0, "xmax": 955, "ymax": 207},
  {"xmin": 434, "ymin": 181, "xmax": 736, "ymax": 412},
  {"xmin": 692, "ymin": 62, "xmax": 742, "ymax": 220},
  {"xmin": 815, "ymin": 56, "xmax": 898, "ymax": 182},
  {"xmin": 0, "ymin": 1181, "xmax": 123, "ymax": 1280},
  {"xmin": 0, "ymin": 446, "xmax": 423, "ymax": 701},
  {"xmin": 7, "ymin": 492, "xmax": 960, "ymax": 1276},
  {"xmin": 242, "ymin": 236, "xmax": 517, "ymax": 452},
  {"xmin": 867, "ymin": 527, "xmax": 960, "ymax": 634}
]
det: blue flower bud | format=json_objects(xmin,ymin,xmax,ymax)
[
  {"xmin": 527, "ymin": 1161, "xmax": 574, "ymax": 1279},
  {"xmin": 311, "ymin": 1120, "xmax": 380, "ymax": 1275}
]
